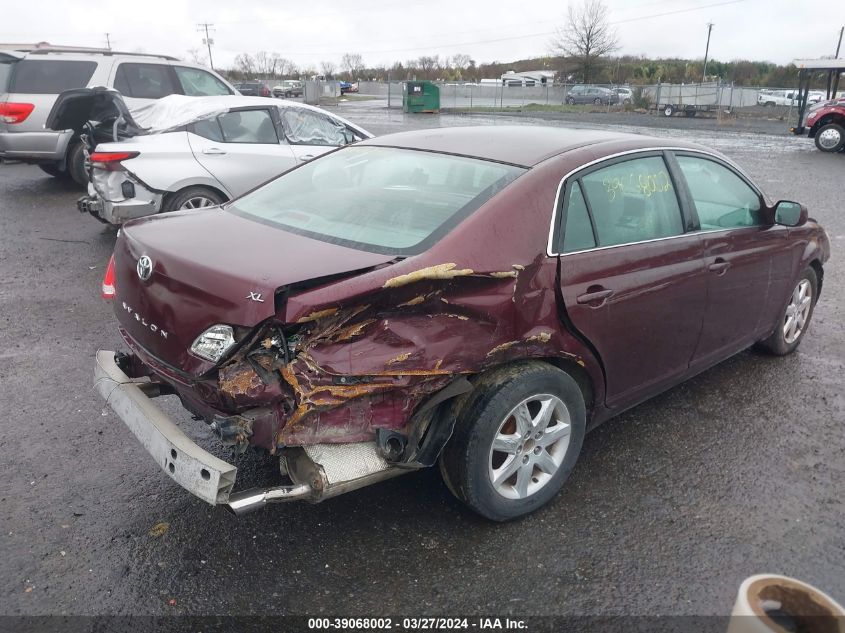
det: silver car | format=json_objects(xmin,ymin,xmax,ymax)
[
  {"xmin": 48, "ymin": 91, "xmax": 372, "ymax": 224},
  {"xmin": 0, "ymin": 46, "xmax": 236, "ymax": 184}
]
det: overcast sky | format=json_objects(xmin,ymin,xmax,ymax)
[{"xmin": 2, "ymin": 0, "xmax": 841, "ymax": 71}]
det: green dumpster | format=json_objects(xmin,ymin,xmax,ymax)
[{"xmin": 403, "ymin": 81, "xmax": 440, "ymax": 113}]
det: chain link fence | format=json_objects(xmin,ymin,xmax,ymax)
[{"xmin": 356, "ymin": 80, "xmax": 838, "ymax": 124}]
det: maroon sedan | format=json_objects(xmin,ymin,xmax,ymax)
[{"xmin": 95, "ymin": 126, "xmax": 830, "ymax": 520}]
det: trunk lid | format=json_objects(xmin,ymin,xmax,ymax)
[{"xmin": 114, "ymin": 208, "xmax": 397, "ymax": 374}]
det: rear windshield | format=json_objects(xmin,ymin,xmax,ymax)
[
  {"xmin": 228, "ymin": 146, "xmax": 524, "ymax": 255},
  {"xmin": 10, "ymin": 59, "xmax": 97, "ymax": 94}
]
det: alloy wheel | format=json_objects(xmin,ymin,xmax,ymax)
[
  {"xmin": 180, "ymin": 196, "xmax": 218, "ymax": 210},
  {"xmin": 488, "ymin": 394, "xmax": 571, "ymax": 500},
  {"xmin": 783, "ymin": 279, "xmax": 812, "ymax": 344}
]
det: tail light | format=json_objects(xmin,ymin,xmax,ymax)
[
  {"xmin": 102, "ymin": 254, "xmax": 116, "ymax": 299},
  {"xmin": 0, "ymin": 102, "xmax": 35, "ymax": 124},
  {"xmin": 90, "ymin": 151, "xmax": 139, "ymax": 171}
]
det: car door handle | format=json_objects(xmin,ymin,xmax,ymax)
[
  {"xmin": 576, "ymin": 287, "xmax": 614, "ymax": 306},
  {"xmin": 202, "ymin": 147, "xmax": 227, "ymax": 155},
  {"xmin": 708, "ymin": 258, "xmax": 731, "ymax": 275}
]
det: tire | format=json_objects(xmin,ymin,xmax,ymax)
[
  {"xmin": 163, "ymin": 186, "xmax": 226, "ymax": 212},
  {"xmin": 439, "ymin": 362, "xmax": 586, "ymax": 522},
  {"xmin": 66, "ymin": 142, "xmax": 88, "ymax": 186},
  {"xmin": 38, "ymin": 163, "xmax": 67, "ymax": 178},
  {"xmin": 663, "ymin": 105, "xmax": 674, "ymax": 117},
  {"xmin": 593, "ymin": 97, "xmax": 602, "ymax": 105},
  {"xmin": 764, "ymin": 101, "xmax": 775, "ymax": 107},
  {"xmin": 757, "ymin": 267, "xmax": 818, "ymax": 356},
  {"xmin": 814, "ymin": 123, "xmax": 845, "ymax": 153},
  {"xmin": 566, "ymin": 97, "xmax": 575, "ymax": 105},
  {"xmin": 623, "ymin": 98, "xmax": 632, "ymax": 105}
]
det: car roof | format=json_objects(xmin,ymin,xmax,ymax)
[{"xmin": 358, "ymin": 126, "xmax": 677, "ymax": 168}]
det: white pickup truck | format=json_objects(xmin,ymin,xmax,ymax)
[{"xmin": 758, "ymin": 89, "xmax": 824, "ymax": 106}]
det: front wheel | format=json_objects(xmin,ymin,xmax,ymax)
[
  {"xmin": 163, "ymin": 186, "xmax": 226, "ymax": 212},
  {"xmin": 593, "ymin": 97, "xmax": 602, "ymax": 105},
  {"xmin": 38, "ymin": 163, "xmax": 67, "ymax": 178},
  {"xmin": 440, "ymin": 362, "xmax": 586, "ymax": 521},
  {"xmin": 814, "ymin": 123, "xmax": 845, "ymax": 153},
  {"xmin": 663, "ymin": 105, "xmax": 675, "ymax": 117},
  {"xmin": 566, "ymin": 97, "xmax": 575, "ymax": 105},
  {"xmin": 757, "ymin": 267, "xmax": 818, "ymax": 356}
]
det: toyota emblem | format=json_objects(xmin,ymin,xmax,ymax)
[{"xmin": 137, "ymin": 255, "xmax": 153, "ymax": 281}]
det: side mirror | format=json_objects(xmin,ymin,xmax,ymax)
[{"xmin": 773, "ymin": 200, "xmax": 808, "ymax": 227}]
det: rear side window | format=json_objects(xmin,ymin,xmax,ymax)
[
  {"xmin": 0, "ymin": 59, "xmax": 15, "ymax": 92},
  {"xmin": 190, "ymin": 117, "xmax": 224, "ymax": 142},
  {"xmin": 9, "ymin": 60, "xmax": 96, "ymax": 94},
  {"xmin": 561, "ymin": 181, "xmax": 596, "ymax": 253},
  {"xmin": 174, "ymin": 66, "xmax": 231, "ymax": 96},
  {"xmin": 114, "ymin": 63, "xmax": 178, "ymax": 99},
  {"xmin": 579, "ymin": 156, "xmax": 684, "ymax": 247}
]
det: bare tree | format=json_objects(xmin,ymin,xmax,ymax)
[
  {"xmin": 187, "ymin": 47, "xmax": 207, "ymax": 66},
  {"xmin": 234, "ymin": 53, "xmax": 257, "ymax": 77},
  {"xmin": 340, "ymin": 53, "xmax": 364, "ymax": 80},
  {"xmin": 451, "ymin": 54, "xmax": 473, "ymax": 70},
  {"xmin": 416, "ymin": 55, "xmax": 439, "ymax": 79},
  {"xmin": 320, "ymin": 61, "xmax": 336, "ymax": 78},
  {"xmin": 552, "ymin": 0, "xmax": 619, "ymax": 84}
]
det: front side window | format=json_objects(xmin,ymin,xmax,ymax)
[
  {"xmin": 174, "ymin": 66, "xmax": 232, "ymax": 96},
  {"xmin": 114, "ymin": 63, "xmax": 178, "ymax": 99},
  {"xmin": 10, "ymin": 60, "xmax": 96, "ymax": 94},
  {"xmin": 579, "ymin": 156, "xmax": 684, "ymax": 247},
  {"xmin": 229, "ymin": 146, "xmax": 524, "ymax": 255},
  {"xmin": 281, "ymin": 109, "xmax": 351, "ymax": 146},
  {"xmin": 218, "ymin": 109, "xmax": 278, "ymax": 144},
  {"xmin": 676, "ymin": 156, "xmax": 763, "ymax": 230}
]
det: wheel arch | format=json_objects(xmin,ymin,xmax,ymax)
[
  {"xmin": 809, "ymin": 114, "xmax": 845, "ymax": 137},
  {"xmin": 162, "ymin": 183, "xmax": 230, "ymax": 210}
]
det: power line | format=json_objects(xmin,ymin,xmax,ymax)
[{"xmin": 197, "ymin": 23, "xmax": 215, "ymax": 69}]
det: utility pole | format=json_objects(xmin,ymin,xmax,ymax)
[
  {"xmin": 702, "ymin": 22, "xmax": 714, "ymax": 83},
  {"xmin": 197, "ymin": 23, "xmax": 215, "ymax": 70},
  {"xmin": 836, "ymin": 26, "xmax": 843, "ymax": 58},
  {"xmin": 104, "ymin": 33, "xmax": 112, "ymax": 50}
]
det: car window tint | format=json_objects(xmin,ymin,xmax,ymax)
[
  {"xmin": 562, "ymin": 181, "xmax": 596, "ymax": 253},
  {"xmin": 114, "ymin": 63, "xmax": 177, "ymax": 99},
  {"xmin": 9, "ymin": 60, "xmax": 96, "ymax": 94},
  {"xmin": 218, "ymin": 109, "xmax": 278, "ymax": 144},
  {"xmin": 676, "ymin": 156, "xmax": 763, "ymax": 230},
  {"xmin": 281, "ymin": 109, "xmax": 348, "ymax": 146},
  {"xmin": 580, "ymin": 156, "xmax": 684, "ymax": 247},
  {"xmin": 190, "ymin": 117, "xmax": 224, "ymax": 142},
  {"xmin": 174, "ymin": 66, "xmax": 231, "ymax": 96}
]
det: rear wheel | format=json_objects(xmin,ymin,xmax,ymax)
[
  {"xmin": 38, "ymin": 163, "xmax": 67, "ymax": 178},
  {"xmin": 66, "ymin": 142, "xmax": 88, "ymax": 186},
  {"xmin": 163, "ymin": 186, "xmax": 226, "ymax": 212},
  {"xmin": 566, "ymin": 97, "xmax": 575, "ymax": 105},
  {"xmin": 593, "ymin": 97, "xmax": 602, "ymax": 105},
  {"xmin": 663, "ymin": 105, "xmax": 675, "ymax": 117},
  {"xmin": 440, "ymin": 362, "xmax": 586, "ymax": 521},
  {"xmin": 814, "ymin": 123, "xmax": 845, "ymax": 153},
  {"xmin": 757, "ymin": 267, "xmax": 818, "ymax": 356}
]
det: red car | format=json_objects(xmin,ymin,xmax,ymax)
[
  {"xmin": 95, "ymin": 126, "xmax": 830, "ymax": 520},
  {"xmin": 804, "ymin": 97, "xmax": 845, "ymax": 152}
]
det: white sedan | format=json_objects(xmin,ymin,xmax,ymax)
[{"xmin": 58, "ymin": 94, "xmax": 372, "ymax": 224}]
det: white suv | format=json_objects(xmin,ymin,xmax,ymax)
[{"xmin": 0, "ymin": 46, "xmax": 236, "ymax": 184}]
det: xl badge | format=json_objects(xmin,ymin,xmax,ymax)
[
  {"xmin": 246, "ymin": 292, "xmax": 265, "ymax": 303},
  {"xmin": 137, "ymin": 255, "xmax": 153, "ymax": 281}
]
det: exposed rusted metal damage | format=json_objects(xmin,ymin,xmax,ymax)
[{"xmin": 204, "ymin": 256, "xmax": 589, "ymax": 457}]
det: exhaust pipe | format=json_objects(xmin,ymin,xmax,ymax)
[{"xmin": 225, "ymin": 441, "xmax": 409, "ymax": 515}]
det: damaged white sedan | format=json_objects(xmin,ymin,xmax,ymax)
[{"xmin": 46, "ymin": 88, "xmax": 372, "ymax": 224}]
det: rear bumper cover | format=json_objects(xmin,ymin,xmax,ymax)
[
  {"xmin": 0, "ymin": 130, "xmax": 73, "ymax": 161},
  {"xmin": 82, "ymin": 181, "xmax": 162, "ymax": 224}
]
